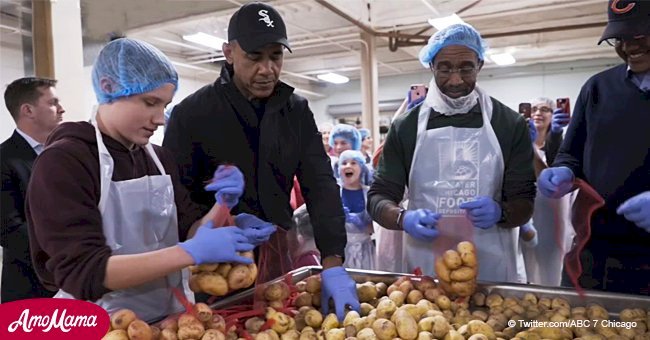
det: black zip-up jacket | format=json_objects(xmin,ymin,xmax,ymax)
[{"xmin": 163, "ymin": 67, "xmax": 346, "ymax": 259}]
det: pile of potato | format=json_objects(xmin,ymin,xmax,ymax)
[
  {"xmin": 189, "ymin": 251, "xmax": 258, "ymax": 297},
  {"xmin": 242, "ymin": 274, "xmax": 650, "ymax": 340},
  {"xmin": 434, "ymin": 241, "xmax": 478, "ymax": 297},
  {"xmin": 103, "ymin": 303, "xmax": 227, "ymax": 340}
]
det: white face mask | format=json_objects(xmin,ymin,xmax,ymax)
[{"xmin": 424, "ymin": 77, "xmax": 479, "ymax": 116}]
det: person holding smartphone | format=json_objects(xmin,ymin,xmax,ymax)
[
  {"xmin": 519, "ymin": 97, "xmax": 573, "ymax": 286},
  {"xmin": 367, "ymin": 23, "xmax": 535, "ymax": 282},
  {"xmin": 538, "ymin": 0, "xmax": 650, "ymax": 295}
]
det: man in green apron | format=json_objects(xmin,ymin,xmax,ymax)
[{"xmin": 368, "ymin": 24, "xmax": 536, "ymax": 283}]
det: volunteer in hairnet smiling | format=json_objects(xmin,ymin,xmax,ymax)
[
  {"xmin": 25, "ymin": 38, "xmax": 255, "ymax": 322},
  {"xmin": 367, "ymin": 24, "xmax": 536, "ymax": 283}
]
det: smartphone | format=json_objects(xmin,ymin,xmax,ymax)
[
  {"xmin": 518, "ymin": 103, "xmax": 532, "ymax": 119},
  {"xmin": 556, "ymin": 97, "xmax": 571, "ymax": 118},
  {"xmin": 409, "ymin": 84, "xmax": 427, "ymax": 103}
]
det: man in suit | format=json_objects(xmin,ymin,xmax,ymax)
[{"xmin": 1, "ymin": 77, "xmax": 65, "ymax": 302}]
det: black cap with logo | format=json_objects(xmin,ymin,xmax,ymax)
[
  {"xmin": 599, "ymin": 0, "xmax": 650, "ymax": 44},
  {"xmin": 227, "ymin": 2, "xmax": 292, "ymax": 53}
]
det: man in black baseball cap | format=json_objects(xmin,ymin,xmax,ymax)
[
  {"xmin": 164, "ymin": 2, "xmax": 362, "ymax": 316},
  {"xmin": 227, "ymin": 1, "xmax": 291, "ymax": 53},
  {"xmin": 539, "ymin": 0, "xmax": 650, "ymax": 296}
]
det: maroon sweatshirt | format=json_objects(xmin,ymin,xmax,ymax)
[{"xmin": 26, "ymin": 122, "xmax": 203, "ymax": 301}]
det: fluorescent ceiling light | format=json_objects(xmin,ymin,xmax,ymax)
[
  {"xmin": 427, "ymin": 14, "xmax": 465, "ymax": 31},
  {"xmin": 489, "ymin": 53, "xmax": 516, "ymax": 66},
  {"xmin": 317, "ymin": 72, "xmax": 349, "ymax": 84},
  {"xmin": 182, "ymin": 32, "xmax": 227, "ymax": 50}
]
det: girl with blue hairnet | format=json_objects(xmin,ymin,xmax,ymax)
[
  {"xmin": 25, "ymin": 38, "xmax": 257, "ymax": 322},
  {"xmin": 338, "ymin": 150, "xmax": 375, "ymax": 270},
  {"xmin": 329, "ymin": 124, "xmax": 373, "ymax": 185},
  {"xmin": 367, "ymin": 24, "xmax": 535, "ymax": 283}
]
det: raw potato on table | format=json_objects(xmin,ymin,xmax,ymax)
[{"xmin": 189, "ymin": 251, "xmax": 257, "ymax": 297}]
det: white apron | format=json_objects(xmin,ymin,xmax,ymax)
[
  {"xmin": 55, "ymin": 116, "xmax": 193, "ymax": 323},
  {"xmin": 522, "ymin": 145, "xmax": 575, "ymax": 286},
  {"xmin": 403, "ymin": 86, "xmax": 525, "ymax": 283},
  {"xmin": 340, "ymin": 187, "xmax": 376, "ymax": 270}
]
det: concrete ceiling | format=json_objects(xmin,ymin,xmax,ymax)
[{"xmin": 2, "ymin": 0, "xmax": 618, "ymax": 99}]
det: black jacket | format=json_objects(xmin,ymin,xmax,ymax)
[
  {"xmin": 163, "ymin": 67, "xmax": 346, "ymax": 259},
  {"xmin": 1, "ymin": 130, "xmax": 54, "ymax": 302}
]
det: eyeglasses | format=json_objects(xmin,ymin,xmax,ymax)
[
  {"xmin": 604, "ymin": 35, "xmax": 648, "ymax": 47},
  {"xmin": 532, "ymin": 107, "xmax": 552, "ymax": 113},
  {"xmin": 433, "ymin": 66, "xmax": 478, "ymax": 79}
]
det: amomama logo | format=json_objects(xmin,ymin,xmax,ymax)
[{"xmin": 0, "ymin": 298, "xmax": 110, "ymax": 339}]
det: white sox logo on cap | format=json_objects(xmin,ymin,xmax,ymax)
[{"xmin": 259, "ymin": 10, "xmax": 274, "ymax": 27}]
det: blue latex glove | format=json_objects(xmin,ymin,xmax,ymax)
[
  {"xmin": 179, "ymin": 222, "xmax": 255, "ymax": 265},
  {"xmin": 402, "ymin": 209, "xmax": 441, "ymax": 241},
  {"xmin": 344, "ymin": 207, "xmax": 371, "ymax": 231},
  {"xmin": 406, "ymin": 90, "xmax": 425, "ymax": 110},
  {"xmin": 617, "ymin": 192, "xmax": 650, "ymax": 232},
  {"xmin": 527, "ymin": 119, "xmax": 537, "ymax": 142},
  {"xmin": 537, "ymin": 166, "xmax": 574, "ymax": 199},
  {"xmin": 520, "ymin": 223, "xmax": 538, "ymax": 248},
  {"xmin": 204, "ymin": 165, "xmax": 244, "ymax": 208},
  {"xmin": 321, "ymin": 266, "xmax": 360, "ymax": 321},
  {"xmin": 459, "ymin": 196, "xmax": 501, "ymax": 229},
  {"xmin": 234, "ymin": 213, "xmax": 277, "ymax": 245},
  {"xmin": 551, "ymin": 109, "xmax": 570, "ymax": 133}
]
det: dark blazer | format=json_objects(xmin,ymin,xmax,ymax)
[{"xmin": 1, "ymin": 130, "xmax": 54, "ymax": 302}]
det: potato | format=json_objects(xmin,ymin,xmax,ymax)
[
  {"xmin": 151, "ymin": 326, "xmax": 161, "ymax": 340},
  {"xmin": 460, "ymin": 251, "xmax": 478, "ymax": 268},
  {"xmin": 202, "ymin": 329, "xmax": 226, "ymax": 340},
  {"xmin": 457, "ymin": 241, "xmax": 476, "ymax": 253},
  {"xmin": 418, "ymin": 331, "xmax": 433, "ymax": 340},
  {"xmin": 197, "ymin": 272, "xmax": 229, "ymax": 296},
  {"xmin": 435, "ymin": 258, "xmax": 452, "ymax": 282},
  {"xmin": 468, "ymin": 335, "xmax": 489, "ymax": 340},
  {"xmin": 246, "ymin": 263, "xmax": 258, "ymax": 287},
  {"xmin": 435, "ymin": 295, "xmax": 451, "ymax": 310},
  {"xmin": 299, "ymin": 330, "xmax": 319, "ymax": 340},
  {"xmin": 406, "ymin": 289, "xmax": 424, "ymax": 304},
  {"xmin": 111, "ymin": 309, "xmax": 137, "ymax": 331},
  {"xmin": 416, "ymin": 299, "xmax": 435, "ymax": 312},
  {"xmin": 467, "ymin": 320, "xmax": 496, "ymax": 340},
  {"xmin": 198, "ymin": 263, "xmax": 220, "ymax": 272},
  {"xmin": 178, "ymin": 324, "xmax": 206, "ymax": 340},
  {"xmin": 538, "ymin": 298, "xmax": 551, "ymax": 310},
  {"xmin": 280, "ymin": 329, "xmax": 299, "ymax": 340},
  {"xmin": 311, "ymin": 293, "xmax": 321, "ymax": 307},
  {"xmin": 413, "ymin": 277, "xmax": 436, "ymax": 292},
  {"xmin": 256, "ymin": 330, "xmax": 280, "ymax": 340},
  {"xmin": 295, "ymin": 292, "xmax": 313, "ymax": 308},
  {"xmin": 189, "ymin": 274, "xmax": 202, "ymax": 293},
  {"xmin": 356, "ymin": 328, "xmax": 378, "ymax": 340},
  {"xmin": 161, "ymin": 328, "xmax": 179, "ymax": 340},
  {"xmin": 265, "ymin": 282, "xmax": 290, "ymax": 301},
  {"xmin": 216, "ymin": 264, "xmax": 232, "ymax": 278},
  {"xmin": 266, "ymin": 308, "xmax": 292, "ymax": 334},
  {"xmin": 394, "ymin": 311, "xmax": 418, "ymax": 340},
  {"xmin": 620, "ymin": 309, "xmax": 646, "ymax": 322},
  {"xmin": 486, "ymin": 294, "xmax": 504, "ymax": 308},
  {"xmin": 389, "ymin": 291, "xmax": 406, "ymax": 307},
  {"xmin": 472, "ymin": 310, "xmax": 489, "ymax": 322},
  {"xmin": 375, "ymin": 282, "xmax": 388, "ymax": 297},
  {"xmin": 103, "ymin": 329, "xmax": 130, "ymax": 340},
  {"xmin": 191, "ymin": 303, "xmax": 213, "ymax": 323},
  {"xmin": 450, "ymin": 267, "xmax": 476, "ymax": 282},
  {"xmin": 376, "ymin": 299, "xmax": 397, "ymax": 319},
  {"xmin": 551, "ymin": 298, "xmax": 570, "ymax": 310},
  {"xmin": 432, "ymin": 316, "xmax": 452, "ymax": 339},
  {"xmin": 443, "ymin": 250, "xmax": 463, "ymax": 270},
  {"xmin": 305, "ymin": 276, "xmax": 321, "ymax": 294},
  {"xmin": 444, "ymin": 330, "xmax": 464, "ymax": 340},
  {"xmin": 358, "ymin": 283, "xmax": 379, "ymax": 303},
  {"xmin": 295, "ymin": 281, "xmax": 307, "ymax": 292},
  {"xmin": 179, "ymin": 314, "xmax": 202, "ymax": 329},
  {"xmin": 227, "ymin": 264, "xmax": 253, "ymax": 290},
  {"xmin": 372, "ymin": 319, "xmax": 397, "ymax": 340},
  {"xmin": 587, "ymin": 305, "xmax": 609, "ymax": 320},
  {"xmin": 472, "ymin": 292, "xmax": 486, "ymax": 307},
  {"xmin": 159, "ymin": 318, "xmax": 179, "ymax": 332},
  {"xmin": 321, "ymin": 313, "xmax": 340, "ymax": 333},
  {"xmin": 324, "ymin": 328, "xmax": 344, "ymax": 340},
  {"xmin": 245, "ymin": 317, "xmax": 266, "ymax": 333},
  {"xmin": 360, "ymin": 303, "xmax": 374, "ymax": 317},
  {"xmin": 343, "ymin": 311, "xmax": 361, "ymax": 327},
  {"xmin": 398, "ymin": 281, "xmax": 415, "ymax": 295},
  {"xmin": 424, "ymin": 288, "xmax": 442, "ymax": 302},
  {"xmin": 451, "ymin": 280, "xmax": 476, "ymax": 297},
  {"xmin": 305, "ymin": 309, "xmax": 324, "ymax": 328}
]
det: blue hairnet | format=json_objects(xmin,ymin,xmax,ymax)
[
  {"xmin": 338, "ymin": 150, "xmax": 366, "ymax": 169},
  {"xmin": 92, "ymin": 38, "xmax": 178, "ymax": 104},
  {"xmin": 329, "ymin": 124, "xmax": 361, "ymax": 150},
  {"xmin": 419, "ymin": 23, "xmax": 487, "ymax": 67},
  {"xmin": 358, "ymin": 128, "xmax": 371, "ymax": 141}
]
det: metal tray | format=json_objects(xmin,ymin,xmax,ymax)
[{"xmin": 211, "ymin": 266, "xmax": 650, "ymax": 316}]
